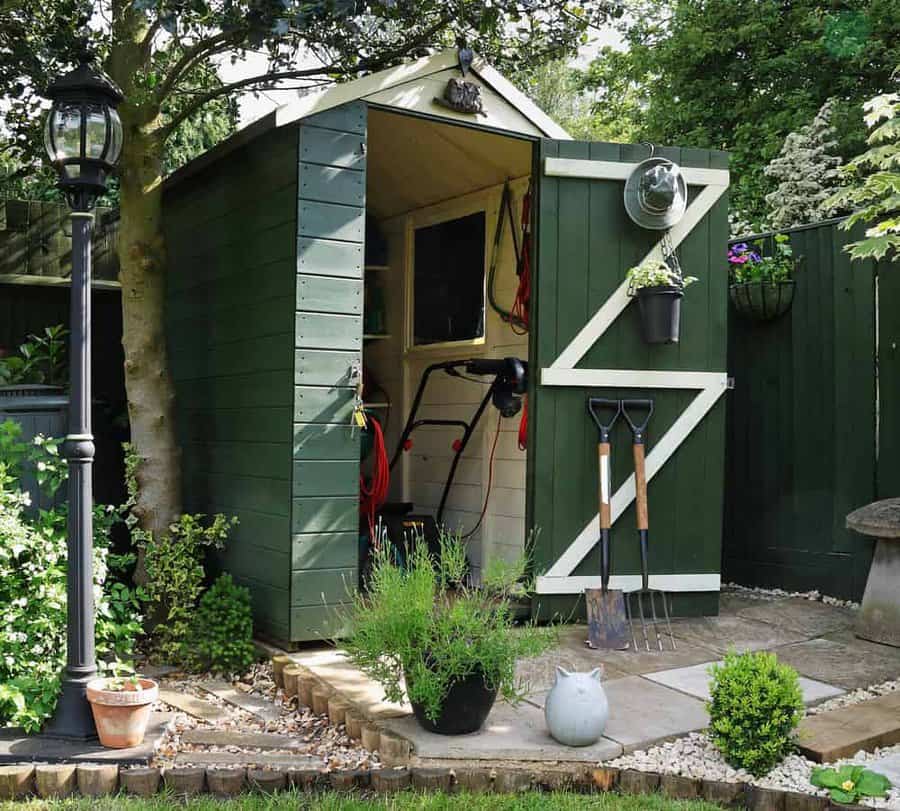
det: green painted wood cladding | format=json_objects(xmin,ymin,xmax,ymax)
[
  {"xmin": 291, "ymin": 101, "xmax": 367, "ymax": 640},
  {"xmin": 528, "ymin": 140, "xmax": 729, "ymax": 619},
  {"xmin": 164, "ymin": 125, "xmax": 299, "ymax": 643},
  {"xmin": 723, "ymin": 221, "xmax": 886, "ymax": 602}
]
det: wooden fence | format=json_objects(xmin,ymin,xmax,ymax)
[{"xmin": 723, "ymin": 219, "xmax": 897, "ymax": 601}]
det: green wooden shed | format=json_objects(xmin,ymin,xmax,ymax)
[{"xmin": 161, "ymin": 49, "xmax": 730, "ymax": 646}]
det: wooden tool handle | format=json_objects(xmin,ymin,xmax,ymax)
[
  {"xmin": 633, "ymin": 442, "xmax": 649, "ymax": 531},
  {"xmin": 598, "ymin": 442, "xmax": 611, "ymax": 530}
]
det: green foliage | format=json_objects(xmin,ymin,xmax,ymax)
[
  {"xmin": 811, "ymin": 764, "xmax": 892, "ymax": 804},
  {"xmin": 764, "ymin": 100, "xmax": 845, "ymax": 230},
  {"xmin": 707, "ymin": 650, "xmax": 804, "ymax": 776},
  {"xmin": 580, "ymin": 0, "xmax": 900, "ymax": 230},
  {"xmin": 728, "ymin": 235, "xmax": 798, "ymax": 284},
  {"xmin": 513, "ymin": 58, "xmax": 631, "ymax": 142},
  {"xmin": 830, "ymin": 84, "xmax": 900, "ymax": 263},
  {"xmin": 626, "ymin": 259, "xmax": 697, "ymax": 293},
  {"xmin": 188, "ymin": 573, "xmax": 256, "ymax": 674},
  {"xmin": 140, "ymin": 513, "xmax": 237, "ymax": 666},
  {"xmin": 344, "ymin": 530, "xmax": 555, "ymax": 723},
  {"xmin": 0, "ymin": 421, "xmax": 143, "ymax": 732},
  {"xmin": 0, "ymin": 325, "xmax": 68, "ymax": 387}
]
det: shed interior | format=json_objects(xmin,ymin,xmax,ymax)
[{"xmin": 361, "ymin": 108, "xmax": 535, "ymax": 576}]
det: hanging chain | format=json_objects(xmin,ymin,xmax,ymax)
[{"xmin": 661, "ymin": 230, "xmax": 684, "ymax": 282}]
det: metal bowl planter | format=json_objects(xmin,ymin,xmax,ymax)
[
  {"xmin": 635, "ymin": 285, "xmax": 683, "ymax": 344},
  {"xmin": 729, "ymin": 280, "xmax": 795, "ymax": 322}
]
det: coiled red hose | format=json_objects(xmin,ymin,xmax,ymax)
[{"xmin": 360, "ymin": 418, "xmax": 390, "ymax": 539}]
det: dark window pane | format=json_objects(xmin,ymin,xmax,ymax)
[{"xmin": 413, "ymin": 212, "xmax": 486, "ymax": 345}]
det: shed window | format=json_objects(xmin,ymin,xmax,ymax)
[{"xmin": 413, "ymin": 211, "xmax": 486, "ymax": 346}]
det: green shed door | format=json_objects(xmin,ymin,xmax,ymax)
[
  {"xmin": 528, "ymin": 140, "xmax": 730, "ymax": 618},
  {"xmin": 291, "ymin": 102, "xmax": 367, "ymax": 641}
]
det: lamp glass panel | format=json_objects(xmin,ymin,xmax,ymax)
[
  {"xmin": 106, "ymin": 108, "xmax": 123, "ymax": 164},
  {"xmin": 84, "ymin": 104, "xmax": 108, "ymax": 159},
  {"xmin": 50, "ymin": 103, "xmax": 82, "ymax": 161}
]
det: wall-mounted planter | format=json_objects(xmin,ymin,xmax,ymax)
[
  {"xmin": 636, "ymin": 285, "xmax": 683, "ymax": 344},
  {"xmin": 729, "ymin": 280, "xmax": 795, "ymax": 322}
]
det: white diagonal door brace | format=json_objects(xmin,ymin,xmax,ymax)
[{"xmin": 535, "ymin": 157, "xmax": 730, "ymax": 596}]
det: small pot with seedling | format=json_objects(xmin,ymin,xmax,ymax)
[
  {"xmin": 86, "ymin": 665, "xmax": 158, "ymax": 748},
  {"xmin": 626, "ymin": 257, "xmax": 698, "ymax": 344}
]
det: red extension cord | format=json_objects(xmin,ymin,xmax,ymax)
[{"xmin": 360, "ymin": 418, "xmax": 390, "ymax": 540}]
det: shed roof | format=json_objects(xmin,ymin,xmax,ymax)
[{"xmin": 166, "ymin": 49, "xmax": 569, "ymax": 189}]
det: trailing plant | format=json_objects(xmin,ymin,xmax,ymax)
[
  {"xmin": 707, "ymin": 650, "xmax": 804, "ymax": 776},
  {"xmin": 188, "ymin": 573, "xmax": 256, "ymax": 674},
  {"xmin": 728, "ymin": 235, "xmax": 797, "ymax": 284},
  {"xmin": 0, "ymin": 325, "xmax": 68, "ymax": 387},
  {"xmin": 829, "ymin": 83, "xmax": 900, "ymax": 263},
  {"xmin": 0, "ymin": 425, "xmax": 143, "ymax": 732},
  {"xmin": 764, "ymin": 99, "xmax": 844, "ymax": 229},
  {"xmin": 811, "ymin": 764, "xmax": 892, "ymax": 804},
  {"xmin": 140, "ymin": 513, "xmax": 237, "ymax": 666},
  {"xmin": 626, "ymin": 258, "xmax": 697, "ymax": 294},
  {"xmin": 344, "ymin": 530, "xmax": 555, "ymax": 724}
]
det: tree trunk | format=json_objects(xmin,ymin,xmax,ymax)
[{"xmin": 116, "ymin": 123, "xmax": 182, "ymax": 552}]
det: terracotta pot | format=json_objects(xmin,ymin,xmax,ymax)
[{"xmin": 86, "ymin": 677, "xmax": 158, "ymax": 748}]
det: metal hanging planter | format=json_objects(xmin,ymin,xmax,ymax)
[{"xmin": 729, "ymin": 280, "xmax": 795, "ymax": 322}]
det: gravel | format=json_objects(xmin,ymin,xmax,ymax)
[
  {"xmin": 149, "ymin": 662, "xmax": 379, "ymax": 771},
  {"xmin": 723, "ymin": 582, "xmax": 860, "ymax": 609},
  {"xmin": 609, "ymin": 678, "xmax": 900, "ymax": 809}
]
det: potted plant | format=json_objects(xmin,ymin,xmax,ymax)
[
  {"xmin": 626, "ymin": 258, "xmax": 698, "ymax": 344},
  {"xmin": 728, "ymin": 235, "xmax": 798, "ymax": 321},
  {"xmin": 343, "ymin": 531, "xmax": 555, "ymax": 735},
  {"xmin": 86, "ymin": 667, "xmax": 158, "ymax": 748}
]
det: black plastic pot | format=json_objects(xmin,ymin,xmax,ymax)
[
  {"xmin": 729, "ymin": 280, "xmax": 795, "ymax": 322},
  {"xmin": 636, "ymin": 285, "xmax": 683, "ymax": 344},
  {"xmin": 407, "ymin": 668, "xmax": 497, "ymax": 735}
]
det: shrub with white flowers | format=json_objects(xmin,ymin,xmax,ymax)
[{"xmin": 764, "ymin": 99, "xmax": 845, "ymax": 229}]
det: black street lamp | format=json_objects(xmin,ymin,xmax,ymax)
[{"xmin": 42, "ymin": 57, "xmax": 123, "ymax": 740}]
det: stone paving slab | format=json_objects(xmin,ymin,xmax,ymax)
[
  {"xmin": 288, "ymin": 648, "xmax": 410, "ymax": 719},
  {"xmin": 198, "ymin": 681, "xmax": 282, "ymax": 724},
  {"xmin": 0, "ymin": 713, "xmax": 172, "ymax": 765},
  {"xmin": 157, "ymin": 689, "xmax": 230, "ymax": 722},
  {"xmin": 771, "ymin": 637, "xmax": 900, "ymax": 690},
  {"xmin": 862, "ymin": 751, "xmax": 900, "ymax": 785},
  {"xmin": 174, "ymin": 751, "xmax": 324, "ymax": 769},
  {"xmin": 796, "ymin": 691, "xmax": 900, "ymax": 762},
  {"xmin": 180, "ymin": 729, "xmax": 310, "ymax": 752},
  {"xmin": 381, "ymin": 700, "xmax": 622, "ymax": 762},
  {"xmin": 643, "ymin": 661, "xmax": 844, "ymax": 704},
  {"xmin": 670, "ymin": 615, "xmax": 811, "ymax": 655},
  {"xmin": 525, "ymin": 676, "xmax": 709, "ymax": 753},
  {"xmin": 735, "ymin": 598, "xmax": 856, "ymax": 638}
]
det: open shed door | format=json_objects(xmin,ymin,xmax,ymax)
[{"xmin": 527, "ymin": 140, "xmax": 730, "ymax": 618}]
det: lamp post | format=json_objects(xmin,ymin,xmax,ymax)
[{"xmin": 42, "ymin": 57, "xmax": 123, "ymax": 740}]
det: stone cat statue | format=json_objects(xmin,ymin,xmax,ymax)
[{"xmin": 544, "ymin": 666, "xmax": 609, "ymax": 747}]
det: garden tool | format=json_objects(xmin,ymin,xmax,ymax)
[
  {"xmin": 621, "ymin": 398, "xmax": 676, "ymax": 652},
  {"xmin": 585, "ymin": 398, "xmax": 630, "ymax": 650}
]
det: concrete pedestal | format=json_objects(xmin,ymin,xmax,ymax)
[{"xmin": 846, "ymin": 498, "xmax": 900, "ymax": 648}]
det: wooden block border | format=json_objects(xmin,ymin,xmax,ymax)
[{"xmin": 0, "ymin": 761, "xmax": 878, "ymax": 806}]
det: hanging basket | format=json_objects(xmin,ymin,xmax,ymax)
[
  {"xmin": 729, "ymin": 280, "xmax": 795, "ymax": 322},
  {"xmin": 635, "ymin": 285, "xmax": 683, "ymax": 344}
]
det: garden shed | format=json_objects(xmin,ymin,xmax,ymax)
[{"xmin": 162, "ymin": 49, "xmax": 730, "ymax": 645}]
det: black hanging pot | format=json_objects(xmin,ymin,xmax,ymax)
[
  {"xmin": 406, "ymin": 666, "xmax": 497, "ymax": 735},
  {"xmin": 635, "ymin": 285, "xmax": 683, "ymax": 344},
  {"xmin": 729, "ymin": 280, "xmax": 795, "ymax": 322}
]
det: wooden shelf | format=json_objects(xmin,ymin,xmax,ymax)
[
  {"xmin": 365, "ymin": 402, "xmax": 389, "ymax": 408},
  {"xmin": 365, "ymin": 264, "xmax": 390, "ymax": 272},
  {"xmin": 363, "ymin": 333, "xmax": 391, "ymax": 340},
  {"xmin": 0, "ymin": 273, "xmax": 121, "ymax": 290}
]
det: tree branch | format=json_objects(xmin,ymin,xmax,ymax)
[
  {"xmin": 155, "ymin": 30, "xmax": 235, "ymax": 105},
  {"xmin": 157, "ymin": 65, "xmax": 338, "ymax": 138}
]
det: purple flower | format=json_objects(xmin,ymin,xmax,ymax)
[
  {"xmin": 732, "ymin": 243, "xmax": 749, "ymax": 253},
  {"xmin": 749, "ymin": 252, "xmax": 762, "ymax": 262}
]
